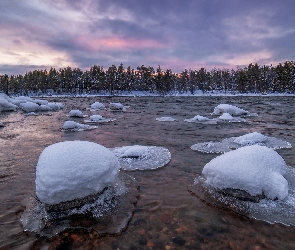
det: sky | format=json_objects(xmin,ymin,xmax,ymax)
[{"xmin": 1, "ymin": 0, "xmax": 295, "ymax": 75}]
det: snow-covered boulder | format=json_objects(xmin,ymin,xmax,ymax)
[
  {"xmin": 90, "ymin": 102, "xmax": 105, "ymax": 110},
  {"xmin": 212, "ymin": 104, "xmax": 248, "ymax": 116},
  {"xmin": 62, "ymin": 120, "xmax": 87, "ymax": 130},
  {"xmin": 35, "ymin": 141, "xmax": 120, "ymax": 205},
  {"xmin": 20, "ymin": 102, "xmax": 40, "ymax": 112},
  {"xmin": 46, "ymin": 102, "xmax": 64, "ymax": 110},
  {"xmin": 0, "ymin": 97, "xmax": 18, "ymax": 112},
  {"xmin": 68, "ymin": 109, "xmax": 85, "ymax": 117},
  {"xmin": 202, "ymin": 145, "xmax": 288, "ymax": 200}
]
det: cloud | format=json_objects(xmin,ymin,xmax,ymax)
[{"xmin": 1, "ymin": 0, "xmax": 295, "ymax": 75}]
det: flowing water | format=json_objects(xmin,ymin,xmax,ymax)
[{"xmin": 1, "ymin": 96, "xmax": 295, "ymax": 249}]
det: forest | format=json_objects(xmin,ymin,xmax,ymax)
[{"xmin": 0, "ymin": 61, "xmax": 294, "ymax": 96}]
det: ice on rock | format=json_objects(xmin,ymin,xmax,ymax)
[
  {"xmin": 111, "ymin": 145, "xmax": 171, "ymax": 170},
  {"xmin": 212, "ymin": 104, "xmax": 249, "ymax": 116},
  {"xmin": 90, "ymin": 102, "xmax": 105, "ymax": 110},
  {"xmin": 156, "ymin": 116, "xmax": 176, "ymax": 122},
  {"xmin": 68, "ymin": 109, "xmax": 86, "ymax": 117},
  {"xmin": 191, "ymin": 132, "xmax": 292, "ymax": 153},
  {"xmin": 216, "ymin": 112, "xmax": 246, "ymax": 123},
  {"xmin": 36, "ymin": 141, "xmax": 120, "ymax": 205},
  {"xmin": 191, "ymin": 141, "xmax": 232, "ymax": 153},
  {"xmin": 62, "ymin": 120, "xmax": 97, "ymax": 131},
  {"xmin": 84, "ymin": 114, "xmax": 116, "ymax": 123},
  {"xmin": 202, "ymin": 145, "xmax": 288, "ymax": 200},
  {"xmin": 22, "ymin": 141, "xmax": 139, "ymax": 236},
  {"xmin": 184, "ymin": 115, "xmax": 217, "ymax": 124}
]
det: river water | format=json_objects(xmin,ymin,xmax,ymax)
[{"xmin": 1, "ymin": 96, "xmax": 295, "ymax": 249}]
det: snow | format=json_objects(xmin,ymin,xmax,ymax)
[
  {"xmin": 68, "ymin": 109, "xmax": 85, "ymax": 117},
  {"xmin": 84, "ymin": 115, "xmax": 116, "ymax": 123},
  {"xmin": 90, "ymin": 102, "xmax": 105, "ymax": 110},
  {"xmin": 184, "ymin": 115, "xmax": 217, "ymax": 124},
  {"xmin": 233, "ymin": 132, "xmax": 267, "ymax": 145},
  {"xmin": 46, "ymin": 102, "xmax": 64, "ymax": 110},
  {"xmin": 62, "ymin": 120, "xmax": 97, "ymax": 131},
  {"xmin": 218, "ymin": 112, "xmax": 234, "ymax": 120},
  {"xmin": 109, "ymin": 102, "xmax": 129, "ymax": 111},
  {"xmin": 35, "ymin": 141, "xmax": 120, "ymax": 205},
  {"xmin": 89, "ymin": 114, "xmax": 103, "ymax": 121},
  {"xmin": 20, "ymin": 102, "xmax": 40, "ymax": 112},
  {"xmin": 156, "ymin": 116, "xmax": 176, "ymax": 122},
  {"xmin": 111, "ymin": 145, "xmax": 171, "ymax": 170},
  {"xmin": 212, "ymin": 104, "xmax": 249, "ymax": 116},
  {"xmin": 202, "ymin": 145, "xmax": 288, "ymax": 200},
  {"xmin": 0, "ymin": 97, "xmax": 18, "ymax": 112}
]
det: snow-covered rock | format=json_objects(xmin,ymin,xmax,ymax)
[
  {"xmin": 35, "ymin": 141, "xmax": 120, "ymax": 205},
  {"xmin": 62, "ymin": 120, "xmax": 87, "ymax": 130},
  {"xmin": 90, "ymin": 102, "xmax": 105, "ymax": 110},
  {"xmin": 68, "ymin": 109, "xmax": 85, "ymax": 117},
  {"xmin": 20, "ymin": 102, "xmax": 40, "ymax": 112},
  {"xmin": 46, "ymin": 102, "xmax": 64, "ymax": 110},
  {"xmin": 0, "ymin": 97, "xmax": 18, "ymax": 112},
  {"xmin": 212, "ymin": 104, "xmax": 248, "ymax": 116},
  {"xmin": 84, "ymin": 115, "xmax": 116, "ymax": 123},
  {"xmin": 202, "ymin": 145, "xmax": 288, "ymax": 200}
]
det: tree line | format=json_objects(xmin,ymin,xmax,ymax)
[{"xmin": 0, "ymin": 61, "xmax": 294, "ymax": 96}]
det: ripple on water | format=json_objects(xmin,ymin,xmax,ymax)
[{"xmin": 20, "ymin": 172, "xmax": 139, "ymax": 237}]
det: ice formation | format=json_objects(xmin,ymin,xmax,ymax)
[
  {"xmin": 202, "ymin": 145, "xmax": 288, "ymax": 200},
  {"xmin": 110, "ymin": 145, "xmax": 171, "ymax": 170},
  {"xmin": 191, "ymin": 132, "xmax": 292, "ymax": 153},
  {"xmin": 156, "ymin": 116, "xmax": 176, "ymax": 122},
  {"xmin": 62, "ymin": 120, "xmax": 97, "ymax": 131},
  {"xmin": 68, "ymin": 109, "xmax": 86, "ymax": 117},
  {"xmin": 184, "ymin": 115, "xmax": 217, "ymax": 124},
  {"xmin": 84, "ymin": 114, "xmax": 116, "ymax": 123},
  {"xmin": 22, "ymin": 172, "xmax": 139, "ymax": 236},
  {"xmin": 216, "ymin": 112, "xmax": 246, "ymax": 123},
  {"xmin": 36, "ymin": 141, "xmax": 120, "ymax": 205},
  {"xmin": 90, "ymin": 102, "xmax": 105, "ymax": 110},
  {"xmin": 212, "ymin": 104, "xmax": 249, "ymax": 116}
]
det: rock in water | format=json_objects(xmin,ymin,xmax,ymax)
[
  {"xmin": 35, "ymin": 141, "xmax": 120, "ymax": 206},
  {"xmin": 202, "ymin": 145, "xmax": 288, "ymax": 200}
]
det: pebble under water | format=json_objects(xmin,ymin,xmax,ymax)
[{"xmin": 1, "ymin": 95, "xmax": 295, "ymax": 249}]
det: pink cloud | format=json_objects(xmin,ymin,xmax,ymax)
[{"xmin": 76, "ymin": 36, "xmax": 164, "ymax": 51}]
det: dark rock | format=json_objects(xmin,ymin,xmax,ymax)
[
  {"xmin": 172, "ymin": 236, "xmax": 185, "ymax": 246},
  {"xmin": 219, "ymin": 188, "xmax": 266, "ymax": 203}
]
